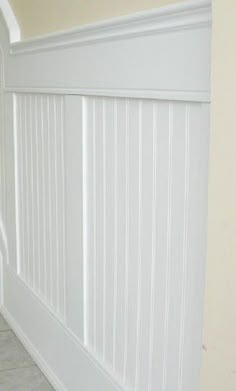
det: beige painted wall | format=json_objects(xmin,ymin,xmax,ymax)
[
  {"xmin": 201, "ymin": 1, "xmax": 236, "ymax": 390},
  {"xmin": 8, "ymin": 0, "xmax": 236, "ymax": 390},
  {"xmin": 10, "ymin": 0, "xmax": 179, "ymax": 39}
]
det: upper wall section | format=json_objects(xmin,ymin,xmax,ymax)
[{"xmin": 10, "ymin": 0, "xmax": 180, "ymax": 39}]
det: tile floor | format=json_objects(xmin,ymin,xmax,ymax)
[{"xmin": 0, "ymin": 313, "xmax": 54, "ymax": 390}]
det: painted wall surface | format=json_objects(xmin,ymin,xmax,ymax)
[
  {"xmin": 201, "ymin": 1, "xmax": 236, "ymax": 390},
  {"xmin": 7, "ymin": 1, "xmax": 236, "ymax": 391},
  {"xmin": 0, "ymin": 2, "xmax": 211, "ymax": 390},
  {"xmin": 9, "ymin": 0, "xmax": 179, "ymax": 39}
]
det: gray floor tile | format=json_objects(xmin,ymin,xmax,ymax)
[
  {"xmin": 0, "ymin": 315, "xmax": 10, "ymax": 332},
  {"xmin": 0, "ymin": 331, "xmax": 35, "ymax": 371},
  {"xmin": 0, "ymin": 366, "xmax": 54, "ymax": 391}
]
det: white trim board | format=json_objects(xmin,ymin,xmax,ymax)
[
  {"xmin": 4, "ymin": 87, "xmax": 211, "ymax": 103},
  {"xmin": 10, "ymin": 0, "xmax": 211, "ymax": 55},
  {"xmin": 1, "ymin": 264, "xmax": 123, "ymax": 391},
  {"xmin": 0, "ymin": 0, "xmax": 20, "ymax": 43},
  {"xmin": 0, "ymin": 307, "xmax": 66, "ymax": 391},
  {"xmin": 4, "ymin": 0, "xmax": 211, "ymax": 101}
]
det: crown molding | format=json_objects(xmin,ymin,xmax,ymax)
[
  {"xmin": 0, "ymin": 0, "xmax": 20, "ymax": 43},
  {"xmin": 10, "ymin": 0, "xmax": 211, "ymax": 55}
]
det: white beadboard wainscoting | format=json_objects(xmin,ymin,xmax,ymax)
[{"xmin": 0, "ymin": 1, "xmax": 211, "ymax": 390}]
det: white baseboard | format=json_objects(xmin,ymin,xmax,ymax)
[
  {"xmin": 1, "ymin": 265, "xmax": 122, "ymax": 391},
  {"xmin": 0, "ymin": 306, "xmax": 66, "ymax": 391}
]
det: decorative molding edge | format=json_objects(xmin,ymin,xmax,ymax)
[
  {"xmin": 10, "ymin": 0, "xmax": 211, "ymax": 55},
  {"xmin": 4, "ymin": 87, "xmax": 211, "ymax": 103},
  {"xmin": 0, "ymin": 0, "xmax": 20, "ymax": 43}
]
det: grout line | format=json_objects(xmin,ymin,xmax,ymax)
[
  {"xmin": 0, "ymin": 364, "xmax": 37, "ymax": 373},
  {"xmin": 0, "ymin": 329, "xmax": 13, "ymax": 333}
]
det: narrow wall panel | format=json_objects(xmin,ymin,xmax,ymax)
[
  {"xmin": 125, "ymin": 99, "xmax": 140, "ymax": 389},
  {"xmin": 42, "ymin": 95, "xmax": 52, "ymax": 303},
  {"xmin": 20, "ymin": 95, "xmax": 30, "ymax": 281},
  {"xmin": 150, "ymin": 101, "xmax": 171, "ymax": 391},
  {"xmin": 55, "ymin": 96, "xmax": 66, "ymax": 320},
  {"xmin": 181, "ymin": 103, "xmax": 209, "ymax": 391},
  {"xmin": 30, "ymin": 95, "xmax": 39, "ymax": 292},
  {"xmin": 47, "ymin": 96, "xmax": 58, "ymax": 310},
  {"xmin": 5, "ymin": 93, "xmax": 17, "ymax": 270},
  {"xmin": 114, "ymin": 98, "xmax": 127, "ymax": 379},
  {"xmin": 86, "ymin": 98, "xmax": 95, "ymax": 350},
  {"xmin": 27, "ymin": 95, "xmax": 35, "ymax": 288},
  {"xmin": 64, "ymin": 95, "xmax": 84, "ymax": 339},
  {"xmin": 103, "ymin": 98, "xmax": 115, "ymax": 367},
  {"xmin": 137, "ymin": 100, "xmax": 155, "ymax": 391},
  {"xmin": 16, "ymin": 96, "xmax": 25, "ymax": 278},
  {"xmin": 94, "ymin": 97, "xmax": 105, "ymax": 360},
  {"xmin": 165, "ymin": 103, "xmax": 188, "ymax": 391},
  {"xmin": 14, "ymin": 93, "xmax": 66, "ymax": 320}
]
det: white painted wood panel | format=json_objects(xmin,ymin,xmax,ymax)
[
  {"xmin": 14, "ymin": 93, "xmax": 66, "ymax": 318},
  {"xmin": 4, "ymin": 93, "xmax": 17, "ymax": 269},
  {"xmin": 64, "ymin": 95, "xmax": 84, "ymax": 340},
  {"xmin": 84, "ymin": 97, "xmax": 209, "ymax": 391},
  {"xmin": 0, "ymin": 1, "xmax": 211, "ymax": 390}
]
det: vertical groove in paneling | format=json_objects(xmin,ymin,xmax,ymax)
[
  {"xmin": 34, "ymin": 95, "xmax": 40, "ymax": 293},
  {"xmin": 15, "ymin": 96, "xmax": 21, "ymax": 273},
  {"xmin": 82, "ymin": 96, "xmax": 88, "ymax": 345},
  {"xmin": 162, "ymin": 102, "xmax": 173, "ymax": 391},
  {"xmin": 38, "ymin": 95, "xmax": 45, "ymax": 297},
  {"xmin": 148, "ymin": 102, "xmax": 158, "ymax": 391},
  {"xmin": 103, "ymin": 98, "xmax": 115, "ymax": 367},
  {"xmin": 29, "ymin": 96, "xmax": 35, "ymax": 288},
  {"xmin": 112, "ymin": 98, "xmax": 118, "ymax": 373},
  {"xmin": 46, "ymin": 96, "xmax": 53, "ymax": 305},
  {"xmin": 24, "ymin": 95, "xmax": 30, "ymax": 283},
  {"xmin": 92, "ymin": 98, "xmax": 97, "ymax": 352},
  {"xmin": 116, "ymin": 98, "xmax": 126, "ymax": 378},
  {"xmin": 20, "ymin": 95, "xmax": 26, "ymax": 278},
  {"xmin": 43, "ymin": 95, "xmax": 50, "ymax": 301},
  {"xmin": 102, "ymin": 99, "xmax": 107, "ymax": 362},
  {"xmin": 30, "ymin": 95, "xmax": 36, "ymax": 288},
  {"xmin": 95, "ymin": 97, "xmax": 105, "ymax": 359},
  {"xmin": 53, "ymin": 96, "xmax": 59, "ymax": 314},
  {"xmin": 135, "ymin": 101, "xmax": 143, "ymax": 391},
  {"xmin": 40, "ymin": 96, "xmax": 46, "ymax": 297},
  {"xmin": 86, "ymin": 97, "xmax": 95, "ymax": 348},
  {"xmin": 178, "ymin": 104, "xmax": 190, "ymax": 391},
  {"xmin": 123, "ymin": 98, "xmax": 129, "ymax": 384},
  {"xmin": 60, "ymin": 96, "xmax": 66, "ymax": 321},
  {"xmin": 13, "ymin": 94, "xmax": 20, "ymax": 274}
]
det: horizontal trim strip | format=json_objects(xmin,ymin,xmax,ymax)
[
  {"xmin": 10, "ymin": 0, "xmax": 211, "ymax": 55},
  {"xmin": 4, "ymin": 87, "xmax": 210, "ymax": 103}
]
